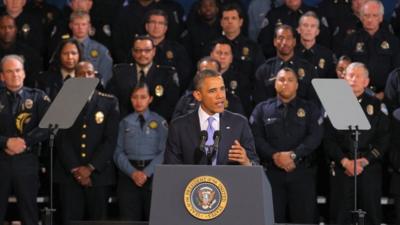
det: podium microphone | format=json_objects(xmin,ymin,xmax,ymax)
[
  {"xmin": 207, "ymin": 131, "xmax": 221, "ymax": 165},
  {"xmin": 195, "ymin": 130, "xmax": 208, "ymax": 164}
]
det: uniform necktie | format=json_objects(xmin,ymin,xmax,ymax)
[
  {"xmin": 10, "ymin": 93, "xmax": 20, "ymax": 115},
  {"xmin": 282, "ymin": 104, "xmax": 288, "ymax": 119},
  {"xmin": 138, "ymin": 114, "xmax": 145, "ymax": 129},
  {"xmin": 139, "ymin": 70, "xmax": 146, "ymax": 84}
]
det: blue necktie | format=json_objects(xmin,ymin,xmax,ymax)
[{"xmin": 206, "ymin": 117, "xmax": 215, "ymax": 147}]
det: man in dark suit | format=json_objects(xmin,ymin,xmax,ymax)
[
  {"xmin": 164, "ymin": 69, "xmax": 259, "ymax": 165},
  {"xmin": 54, "ymin": 63, "xmax": 120, "ymax": 224}
]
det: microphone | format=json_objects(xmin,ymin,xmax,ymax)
[
  {"xmin": 207, "ymin": 131, "xmax": 221, "ymax": 165},
  {"xmin": 195, "ymin": 131, "xmax": 208, "ymax": 164}
]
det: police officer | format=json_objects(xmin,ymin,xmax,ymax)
[
  {"xmin": 114, "ymin": 82, "xmax": 167, "ymax": 221},
  {"xmin": 112, "ymin": 0, "xmax": 185, "ymax": 63},
  {"xmin": 0, "ymin": 14, "xmax": 42, "ymax": 88},
  {"xmin": 0, "ymin": 0, "xmax": 44, "ymax": 55},
  {"xmin": 181, "ymin": 0, "xmax": 222, "ymax": 63},
  {"xmin": 108, "ymin": 35, "xmax": 180, "ymax": 121},
  {"xmin": 69, "ymin": 11, "xmax": 113, "ymax": 86},
  {"xmin": 172, "ymin": 56, "xmax": 245, "ymax": 119},
  {"xmin": 253, "ymin": 25, "xmax": 317, "ymax": 105},
  {"xmin": 218, "ymin": 3, "xmax": 265, "ymax": 82},
  {"xmin": 335, "ymin": 55, "xmax": 352, "ymax": 79},
  {"xmin": 257, "ymin": 0, "xmax": 330, "ymax": 59},
  {"xmin": 145, "ymin": 9, "xmax": 192, "ymax": 92},
  {"xmin": 324, "ymin": 62, "xmax": 389, "ymax": 225},
  {"xmin": 389, "ymin": 107, "xmax": 400, "ymax": 225},
  {"xmin": 342, "ymin": 0, "xmax": 400, "ymax": 101},
  {"xmin": 0, "ymin": 54, "xmax": 51, "ymax": 225},
  {"xmin": 210, "ymin": 38, "xmax": 252, "ymax": 115},
  {"xmin": 250, "ymin": 67, "xmax": 323, "ymax": 224},
  {"xmin": 295, "ymin": 11, "xmax": 336, "ymax": 78},
  {"xmin": 54, "ymin": 61, "xmax": 119, "ymax": 224}
]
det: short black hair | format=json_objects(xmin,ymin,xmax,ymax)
[
  {"xmin": 131, "ymin": 81, "xmax": 152, "ymax": 97},
  {"xmin": 132, "ymin": 35, "xmax": 155, "ymax": 49},
  {"xmin": 210, "ymin": 38, "xmax": 232, "ymax": 54},
  {"xmin": 274, "ymin": 24, "xmax": 295, "ymax": 38},
  {"xmin": 193, "ymin": 69, "xmax": 221, "ymax": 90},
  {"xmin": 276, "ymin": 67, "xmax": 298, "ymax": 81},
  {"xmin": 145, "ymin": 9, "xmax": 168, "ymax": 25},
  {"xmin": 220, "ymin": 3, "xmax": 243, "ymax": 19}
]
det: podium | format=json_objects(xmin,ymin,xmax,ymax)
[{"xmin": 149, "ymin": 165, "xmax": 274, "ymax": 225}]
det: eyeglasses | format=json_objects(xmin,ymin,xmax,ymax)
[
  {"xmin": 133, "ymin": 48, "xmax": 154, "ymax": 53},
  {"xmin": 147, "ymin": 20, "xmax": 167, "ymax": 26}
]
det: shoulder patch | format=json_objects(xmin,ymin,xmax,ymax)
[
  {"xmin": 162, "ymin": 120, "xmax": 168, "ymax": 128},
  {"xmin": 381, "ymin": 103, "xmax": 388, "ymax": 116}
]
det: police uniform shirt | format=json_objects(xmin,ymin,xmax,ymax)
[
  {"xmin": 0, "ymin": 87, "xmax": 51, "ymax": 152},
  {"xmin": 250, "ymin": 96, "xmax": 323, "ymax": 163},
  {"xmin": 295, "ymin": 42, "xmax": 336, "ymax": 78},
  {"xmin": 342, "ymin": 27, "xmax": 400, "ymax": 93},
  {"xmin": 154, "ymin": 39, "xmax": 193, "ymax": 91},
  {"xmin": 253, "ymin": 55, "xmax": 317, "ymax": 104},
  {"xmin": 114, "ymin": 109, "xmax": 167, "ymax": 177},
  {"xmin": 219, "ymin": 34, "xmax": 265, "ymax": 81},
  {"xmin": 257, "ymin": 3, "xmax": 331, "ymax": 59},
  {"xmin": 324, "ymin": 93, "xmax": 390, "ymax": 165},
  {"xmin": 112, "ymin": 0, "xmax": 185, "ymax": 63}
]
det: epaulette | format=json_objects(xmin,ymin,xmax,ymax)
[
  {"xmin": 113, "ymin": 63, "xmax": 133, "ymax": 69},
  {"xmin": 98, "ymin": 91, "xmax": 114, "ymax": 98},
  {"xmin": 156, "ymin": 65, "xmax": 177, "ymax": 71}
]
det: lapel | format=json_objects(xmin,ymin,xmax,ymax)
[
  {"xmin": 217, "ymin": 111, "xmax": 230, "ymax": 164},
  {"xmin": 187, "ymin": 111, "xmax": 201, "ymax": 148},
  {"xmin": 83, "ymin": 92, "xmax": 99, "ymax": 124}
]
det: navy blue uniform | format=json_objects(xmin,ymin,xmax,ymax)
[
  {"xmin": 250, "ymin": 96, "xmax": 323, "ymax": 223},
  {"xmin": 343, "ymin": 27, "xmax": 400, "ymax": 93},
  {"xmin": 324, "ymin": 93, "xmax": 389, "ymax": 225},
  {"xmin": 54, "ymin": 91, "xmax": 119, "ymax": 224},
  {"xmin": 114, "ymin": 110, "xmax": 167, "ymax": 221},
  {"xmin": 253, "ymin": 56, "xmax": 317, "ymax": 104},
  {"xmin": 108, "ymin": 63, "xmax": 180, "ymax": 121},
  {"xmin": 0, "ymin": 87, "xmax": 50, "ymax": 225}
]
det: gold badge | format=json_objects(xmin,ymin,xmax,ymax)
[
  {"xmin": 61, "ymin": 34, "xmax": 70, "ymax": 39},
  {"xmin": 166, "ymin": 50, "xmax": 174, "ymax": 60},
  {"xmin": 155, "ymin": 85, "xmax": 164, "ymax": 97},
  {"xmin": 16, "ymin": 112, "xmax": 31, "ymax": 134},
  {"xmin": 22, "ymin": 24, "xmax": 30, "ymax": 34},
  {"xmin": 297, "ymin": 108, "xmax": 306, "ymax": 118},
  {"xmin": 381, "ymin": 41, "xmax": 390, "ymax": 49},
  {"xmin": 184, "ymin": 176, "xmax": 228, "ymax": 220},
  {"xmin": 356, "ymin": 42, "xmax": 364, "ymax": 52},
  {"xmin": 90, "ymin": 50, "xmax": 98, "ymax": 58},
  {"xmin": 224, "ymin": 99, "xmax": 229, "ymax": 108},
  {"xmin": 298, "ymin": 68, "xmax": 305, "ymax": 79},
  {"xmin": 319, "ymin": 58, "xmax": 325, "ymax": 69},
  {"xmin": 95, "ymin": 111, "xmax": 104, "ymax": 124},
  {"xmin": 230, "ymin": 80, "xmax": 238, "ymax": 90},
  {"xmin": 149, "ymin": 120, "xmax": 158, "ymax": 129},
  {"xmin": 367, "ymin": 104, "xmax": 374, "ymax": 115},
  {"xmin": 242, "ymin": 47, "xmax": 249, "ymax": 56},
  {"xmin": 24, "ymin": 99, "xmax": 33, "ymax": 109},
  {"xmin": 276, "ymin": 19, "xmax": 283, "ymax": 26}
]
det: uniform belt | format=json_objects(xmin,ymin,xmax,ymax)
[{"xmin": 129, "ymin": 160, "xmax": 152, "ymax": 169}]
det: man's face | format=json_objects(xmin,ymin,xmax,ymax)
[
  {"xmin": 210, "ymin": 43, "xmax": 233, "ymax": 71},
  {"xmin": 76, "ymin": 62, "xmax": 96, "ymax": 78},
  {"xmin": 220, "ymin": 10, "xmax": 243, "ymax": 35},
  {"xmin": 345, "ymin": 66, "xmax": 369, "ymax": 96},
  {"xmin": 336, "ymin": 59, "xmax": 351, "ymax": 79},
  {"xmin": 297, "ymin": 16, "xmax": 319, "ymax": 42},
  {"xmin": 0, "ymin": 58, "xmax": 25, "ymax": 90},
  {"xmin": 198, "ymin": 61, "xmax": 220, "ymax": 72},
  {"xmin": 193, "ymin": 76, "xmax": 226, "ymax": 115},
  {"xmin": 360, "ymin": 1, "xmax": 383, "ymax": 33},
  {"xmin": 3, "ymin": 0, "xmax": 26, "ymax": 14},
  {"xmin": 285, "ymin": 0, "xmax": 302, "ymax": 11},
  {"xmin": 199, "ymin": 0, "xmax": 218, "ymax": 21},
  {"xmin": 131, "ymin": 87, "xmax": 153, "ymax": 113},
  {"xmin": 0, "ymin": 16, "xmax": 17, "ymax": 44},
  {"xmin": 60, "ymin": 43, "xmax": 80, "ymax": 70},
  {"xmin": 70, "ymin": 0, "xmax": 93, "ymax": 12},
  {"xmin": 132, "ymin": 39, "xmax": 155, "ymax": 67},
  {"xmin": 275, "ymin": 70, "xmax": 298, "ymax": 100},
  {"xmin": 145, "ymin": 15, "xmax": 168, "ymax": 40},
  {"xmin": 69, "ymin": 17, "xmax": 90, "ymax": 40},
  {"xmin": 274, "ymin": 28, "xmax": 296, "ymax": 57}
]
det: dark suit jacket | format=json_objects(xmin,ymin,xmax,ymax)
[
  {"xmin": 164, "ymin": 110, "xmax": 259, "ymax": 165},
  {"xmin": 54, "ymin": 91, "xmax": 119, "ymax": 186}
]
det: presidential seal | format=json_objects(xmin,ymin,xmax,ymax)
[{"xmin": 184, "ymin": 176, "xmax": 228, "ymax": 220}]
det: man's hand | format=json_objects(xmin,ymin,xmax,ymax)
[
  {"xmin": 341, "ymin": 158, "xmax": 363, "ymax": 176},
  {"xmin": 73, "ymin": 166, "xmax": 93, "ymax": 180},
  {"xmin": 5, "ymin": 137, "xmax": 26, "ymax": 155},
  {"xmin": 228, "ymin": 140, "xmax": 251, "ymax": 166},
  {"xmin": 131, "ymin": 171, "xmax": 148, "ymax": 187},
  {"xmin": 272, "ymin": 151, "xmax": 296, "ymax": 172}
]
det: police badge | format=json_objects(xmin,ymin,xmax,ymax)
[
  {"xmin": 319, "ymin": 58, "xmax": 325, "ymax": 69},
  {"xmin": 22, "ymin": 24, "xmax": 30, "ymax": 36},
  {"xmin": 90, "ymin": 50, "xmax": 99, "ymax": 58},
  {"xmin": 95, "ymin": 111, "xmax": 104, "ymax": 124},
  {"xmin": 184, "ymin": 176, "xmax": 228, "ymax": 220},
  {"xmin": 149, "ymin": 120, "xmax": 158, "ymax": 129},
  {"xmin": 155, "ymin": 85, "xmax": 164, "ymax": 97},
  {"xmin": 230, "ymin": 80, "xmax": 238, "ymax": 91},
  {"xmin": 24, "ymin": 99, "xmax": 33, "ymax": 110},
  {"xmin": 297, "ymin": 68, "xmax": 305, "ymax": 79},
  {"xmin": 381, "ymin": 41, "xmax": 390, "ymax": 50},
  {"xmin": 297, "ymin": 108, "xmax": 306, "ymax": 118},
  {"xmin": 355, "ymin": 42, "xmax": 364, "ymax": 53},
  {"xmin": 166, "ymin": 50, "xmax": 174, "ymax": 60},
  {"xmin": 366, "ymin": 104, "xmax": 374, "ymax": 115}
]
